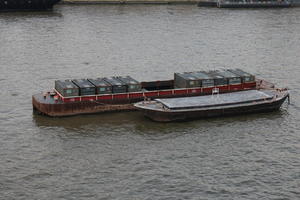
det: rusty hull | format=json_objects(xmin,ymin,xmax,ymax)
[
  {"xmin": 32, "ymin": 79, "xmax": 263, "ymax": 117},
  {"xmin": 32, "ymin": 94, "xmax": 140, "ymax": 117}
]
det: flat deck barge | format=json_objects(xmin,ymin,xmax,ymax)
[
  {"xmin": 217, "ymin": 0, "xmax": 291, "ymax": 8},
  {"xmin": 0, "ymin": 0, "xmax": 61, "ymax": 10},
  {"xmin": 134, "ymin": 89, "xmax": 289, "ymax": 122}
]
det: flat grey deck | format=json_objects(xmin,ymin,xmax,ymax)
[{"xmin": 156, "ymin": 90, "xmax": 275, "ymax": 110}]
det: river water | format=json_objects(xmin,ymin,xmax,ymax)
[{"xmin": 0, "ymin": 4, "xmax": 300, "ymax": 199}]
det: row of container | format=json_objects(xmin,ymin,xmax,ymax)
[
  {"xmin": 55, "ymin": 76, "xmax": 141, "ymax": 97},
  {"xmin": 174, "ymin": 69, "xmax": 255, "ymax": 89},
  {"xmin": 55, "ymin": 69, "xmax": 255, "ymax": 97}
]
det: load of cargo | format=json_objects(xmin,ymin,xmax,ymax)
[
  {"xmin": 55, "ymin": 76, "xmax": 142, "ymax": 97},
  {"xmin": 54, "ymin": 69, "xmax": 255, "ymax": 97},
  {"xmin": 174, "ymin": 69, "xmax": 255, "ymax": 89}
]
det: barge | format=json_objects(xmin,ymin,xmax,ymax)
[
  {"xmin": 0, "ymin": 0, "xmax": 61, "ymax": 11},
  {"xmin": 33, "ymin": 69, "xmax": 265, "ymax": 117},
  {"xmin": 134, "ymin": 89, "xmax": 289, "ymax": 122},
  {"xmin": 216, "ymin": 0, "xmax": 291, "ymax": 8}
]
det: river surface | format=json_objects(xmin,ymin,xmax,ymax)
[{"xmin": 0, "ymin": 4, "xmax": 300, "ymax": 200}]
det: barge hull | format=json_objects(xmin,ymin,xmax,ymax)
[
  {"xmin": 0, "ymin": 0, "xmax": 61, "ymax": 10},
  {"xmin": 217, "ymin": 1, "xmax": 291, "ymax": 8},
  {"xmin": 32, "ymin": 95, "xmax": 136, "ymax": 117},
  {"xmin": 32, "ymin": 79, "xmax": 261, "ymax": 117},
  {"xmin": 139, "ymin": 93, "xmax": 289, "ymax": 122},
  {"xmin": 32, "ymin": 90, "xmax": 252, "ymax": 117}
]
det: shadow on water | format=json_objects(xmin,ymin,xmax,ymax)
[{"xmin": 32, "ymin": 109, "xmax": 288, "ymax": 135}]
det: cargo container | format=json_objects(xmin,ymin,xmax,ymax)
[
  {"xmin": 117, "ymin": 76, "xmax": 141, "ymax": 92},
  {"xmin": 55, "ymin": 80, "xmax": 79, "ymax": 97},
  {"xmin": 216, "ymin": 70, "xmax": 242, "ymax": 85},
  {"xmin": 72, "ymin": 79, "xmax": 96, "ymax": 96},
  {"xmin": 205, "ymin": 71, "xmax": 227, "ymax": 86},
  {"xmin": 228, "ymin": 69, "xmax": 255, "ymax": 83},
  {"xmin": 174, "ymin": 72, "xmax": 201, "ymax": 88},
  {"xmin": 88, "ymin": 78, "xmax": 112, "ymax": 94},
  {"xmin": 104, "ymin": 77, "xmax": 127, "ymax": 93},
  {"xmin": 190, "ymin": 71, "xmax": 215, "ymax": 87}
]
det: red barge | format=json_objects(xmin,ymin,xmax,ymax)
[{"xmin": 32, "ymin": 69, "xmax": 274, "ymax": 117}]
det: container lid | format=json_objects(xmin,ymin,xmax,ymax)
[
  {"xmin": 104, "ymin": 77, "xmax": 126, "ymax": 86},
  {"xmin": 88, "ymin": 78, "xmax": 111, "ymax": 87},
  {"xmin": 217, "ymin": 70, "xmax": 240, "ymax": 78},
  {"xmin": 55, "ymin": 80, "xmax": 78, "ymax": 89},
  {"xmin": 72, "ymin": 79, "xmax": 95, "ymax": 88},
  {"xmin": 205, "ymin": 71, "xmax": 225, "ymax": 79},
  {"xmin": 175, "ymin": 72, "xmax": 198, "ymax": 80},
  {"xmin": 191, "ymin": 72, "xmax": 213, "ymax": 80}
]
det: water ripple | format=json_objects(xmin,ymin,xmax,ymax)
[{"xmin": 0, "ymin": 4, "xmax": 300, "ymax": 200}]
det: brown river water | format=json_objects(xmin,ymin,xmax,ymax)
[{"xmin": 0, "ymin": 4, "xmax": 300, "ymax": 199}]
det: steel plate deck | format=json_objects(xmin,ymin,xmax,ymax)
[{"xmin": 155, "ymin": 90, "xmax": 275, "ymax": 110}]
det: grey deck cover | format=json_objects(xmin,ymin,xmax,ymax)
[{"xmin": 156, "ymin": 90, "xmax": 274, "ymax": 110}]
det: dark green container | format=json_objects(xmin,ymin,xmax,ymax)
[
  {"xmin": 174, "ymin": 72, "xmax": 201, "ymax": 88},
  {"xmin": 55, "ymin": 80, "xmax": 79, "ymax": 97},
  {"xmin": 72, "ymin": 79, "xmax": 96, "ymax": 96},
  {"xmin": 117, "ymin": 76, "xmax": 141, "ymax": 92},
  {"xmin": 88, "ymin": 78, "xmax": 112, "ymax": 95}
]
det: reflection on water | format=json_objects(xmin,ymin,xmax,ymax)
[
  {"xmin": 32, "ymin": 109, "xmax": 287, "ymax": 132},
  {"xmin": 32, "ymin": 111, "xmax": 144, "ymax": 129}
]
